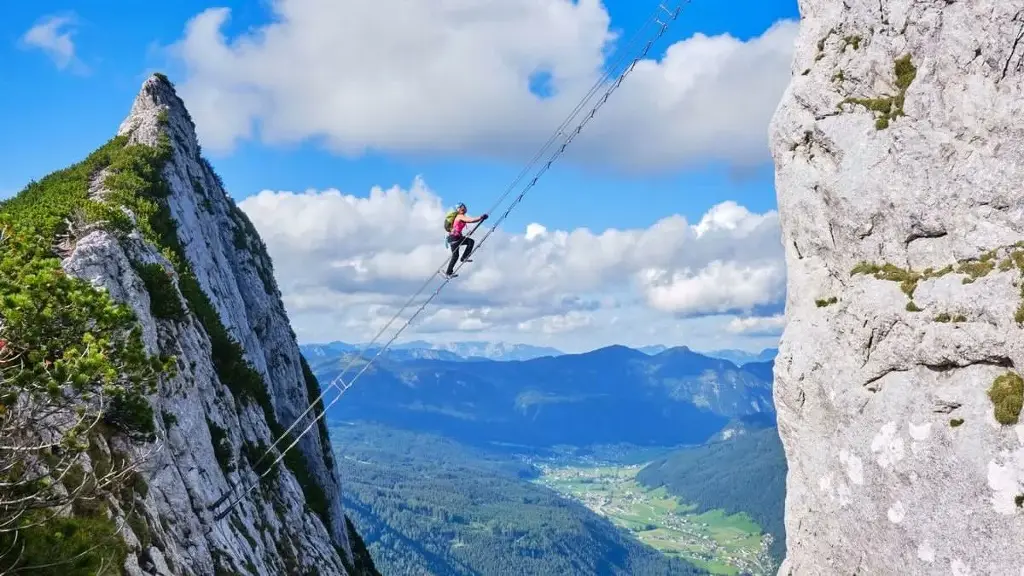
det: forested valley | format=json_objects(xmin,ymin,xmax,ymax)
[{"xmin": 316, "ymin": 345, "xmax": 787, "ymax": 575}]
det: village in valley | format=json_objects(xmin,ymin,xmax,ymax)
[{"xmin": 533, "ymin": 463, "xmax": 779, "ymax": 576}]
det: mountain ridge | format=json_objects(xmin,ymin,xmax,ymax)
[{"xmin": 310, "ymin": 344, "xmax": 775, "ymax": 449}]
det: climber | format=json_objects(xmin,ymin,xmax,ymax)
[{"xmin": 443, "ymin": 203, "xmax": 488, "ymax": 278}]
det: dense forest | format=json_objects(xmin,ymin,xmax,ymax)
[
  {"xmin": 635, "ymin": 427, "xmax": 787, "ymax": 561},
  {"xmin": 332, "ymin": 423, "xmax": 707, "ymax": 575}
]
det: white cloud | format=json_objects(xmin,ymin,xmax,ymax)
[
  {"xmin": 238, "ymin": 178, "xmax": 785, "ymax": 351},
  {"xmin": 517, "ymin": 311, "xmax": 594, "ymax": 335},
  {"xmin": 170, "ymin": 0, "xmax": 797, "ymax": 172},
  {"xmin": 20, "ymin": 14, "xmax": 85, "ymax": 73},
  {"xmin": 726, "ymin": 314, "xmax": 786, "ymax": 336},
  {"xmin": 640, "ymin": 261, "xmax": 786, "ymax": 317}
]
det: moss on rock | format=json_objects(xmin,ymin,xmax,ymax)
[
  {"xmin": 988, "ymin": 371, "xmax": 1024, "ymax": 425},
  {"xmin": 841, "ymin": 54, "xmax": 917, "ymax": 130}
]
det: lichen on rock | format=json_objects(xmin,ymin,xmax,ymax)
[{"xmin": 839, "ymin": 53, "xmax": 917, "ymax": 130}]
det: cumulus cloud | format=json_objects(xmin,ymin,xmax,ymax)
[
  {"xmin": 169, "ymin": 0, "xmax": 797, "ymax": 172},
  {"xmin": 640, "ymin": 261, "xmax": 785, "ymax": 316},
  {"xmin": 238, "ymin": 178, "xmax": 785, "ymax": 351},
  {"xmin": 20, "ymin": 14, "xmax": 85, "ymax": 73}
]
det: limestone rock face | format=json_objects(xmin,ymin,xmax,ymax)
[
  {"xmin": 62, "ymin": 75, "xmax": 356, "ymax": 575},
  {"xmin": 770, "ymin": 1, "xmax": 1024, "ymax": 574}
]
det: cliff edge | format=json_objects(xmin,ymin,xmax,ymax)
[{"xmin": 771, "ymin": 1, "xmax": 1024, "ymax": 574}]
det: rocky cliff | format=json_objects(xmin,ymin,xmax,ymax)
[
  {"xmin": 771, "ymin": 1, "xmax": 1024, "ymax": 574},
  {"xmin": 0, "ymin": 75, "xmax": 377, "ymax": 575}
]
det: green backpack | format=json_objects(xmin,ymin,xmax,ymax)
[{"xmin": 443, "ymin": 209, "xmax": 458, "ymax": 233}]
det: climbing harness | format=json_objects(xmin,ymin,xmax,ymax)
[{"xmin": 209, "ymin": 0, "xmax": 691, "ymax": 522}]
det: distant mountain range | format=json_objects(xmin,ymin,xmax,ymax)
[
  {"xmin": 301, "ymin": 340, "xmax": 563, "ymax": 362},
  {"xmin": 642, "ymin": 346, "xmax": 778, "ymax": 366},
  {"xmin": 307, "ymin": 344, "xmax": 775, "ymax": 449},
  {"xmin": 700, "ymin": 347, "xmax": 779, "ymax": 366},
  {"xmin": 301, "ymin": 339, "xmax": 779, "ymax": 366}
]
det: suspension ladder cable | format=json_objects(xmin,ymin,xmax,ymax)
[
  {"xmin": 208, "ymin": 10, "xmax": 664, "ymax": 504},
  {"xmin": 210, "ymin": 0, "xmax": 689, "ymax": 521},
  {"xmin": 209, "ymin": 4, "xmax": 670, "ymax": 508},
  {"xmin": 207, "ymin": 39, "xmax": 643, "ymax": 512}
]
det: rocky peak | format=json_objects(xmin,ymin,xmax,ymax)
[
  {"xmin": 41, "ymin": 73, "xmax": 378, "ymax": 574},
  {"xmin": 771, "ymin": 1, "xmax": 1024, "ymax": 574},
  {"xmin": 119, "ymin": 74, "xmax": 199, "ymax": 155}
]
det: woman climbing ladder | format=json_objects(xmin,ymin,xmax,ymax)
[{"xmin": 443, "ymin": 202, "xmax": 488, "ymax": 278}]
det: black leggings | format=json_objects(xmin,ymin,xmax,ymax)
[{"xmin": 446, "ymin": 235, "xmax": 475, "ymax": 275}]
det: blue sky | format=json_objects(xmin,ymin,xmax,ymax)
[{"xmin": 1, "ymin": 0, "xmax": 801, "ymax": 351}]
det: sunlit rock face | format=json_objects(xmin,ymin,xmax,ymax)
[{"xmin": 770, "ymin": 1, "xmax": 1024, "ymax": 574}]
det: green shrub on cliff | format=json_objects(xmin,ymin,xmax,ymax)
[{"xmin": 0, "ymin": 136, "xmax": 178, "ymax": 573}]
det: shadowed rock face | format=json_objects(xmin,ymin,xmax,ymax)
[
  {"xmin": 62, "ymin": 75, "xmax": 359, "ymax": 575},
  {"xmin": 771, "ymin": 1, "xmax": 1024, "ymax": 574}
]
